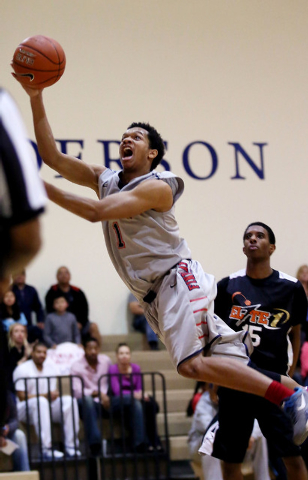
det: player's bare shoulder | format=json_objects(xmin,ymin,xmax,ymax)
[{"xmin": 92, "ymin": 164, "xmax": 107, "ymax": 178}]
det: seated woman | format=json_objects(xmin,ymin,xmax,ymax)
[
  {"xmin": 8, "ymin": 323, "xmax": 33, "ymax": 375},
  {"xmin": 108, "ymin": 343, "xmax": 161, "ymax": 452},
  {"xmin": 0, "ymin": 290, "xmax": 27, "ymax": 332}
]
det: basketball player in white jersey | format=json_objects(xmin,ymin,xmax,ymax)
[{"xmin": 17, "ymin": 83, "xmax": 308, "ymax": 445}]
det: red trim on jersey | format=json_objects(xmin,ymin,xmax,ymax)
[
  {"xmin": 190, "ymin": 296, "xmax": 208, "ymax": 302},
  {"xmin": 198, "ymin": 334, "xmax": 209, "ymax": 339},
  {"xmin": 193, "ymin": 308, "xmax": 208, "ymax": 314},
  {"xmin": 196, "ymin": 321, "xmax": 207, "ymax": 326}
]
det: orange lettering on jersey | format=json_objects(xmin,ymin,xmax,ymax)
[
  {"xmin": 250, "ymin": 310, "xmax": 258, "ymax": 323},
  {"xmin": 230, "ymin": 306, "xmax": 245, "ymax": 320},
  {"xmin": 257, "ymin": 312, "xmax": 270, "ymax": 325}
]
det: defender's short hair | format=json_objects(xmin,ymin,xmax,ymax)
[{"xmin": 243, "ymin": 222, "xmax": 276, "ymax": 245}]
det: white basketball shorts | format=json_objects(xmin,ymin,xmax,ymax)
[{"xmin": 144, "ymin": 260, "xmax": 252, "ymax": 370}]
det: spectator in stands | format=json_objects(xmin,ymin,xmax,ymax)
[
  {"xmin": 70, "ymin": 337, "xmax": 112, "ymax": 456},
  {"xmin": 0, "ymin": 290, "xmax": 27, "ymax": 333},
  {"xmin": 299, "ymin": 266, "xmax": 308, "ymax": 382},
  {"xmin": 1, "ymin": 391, "xmax": 30, "ymax": 471},
  {"xmin": 12, "ymin": 270, "xmax": 44, "ymax": 343},
  {"xmin": 296, "ymin": 264, "xmax": 308, "ymax": 344},
  {"xmin": 186, "ymin": 381, "xmax": 207, "ymax": 417},
  {"xmin": 297, "ymin": 265, "xmax": 308, "ymax": 298},
  {"xmin": 188, "ymin": 383, "xmax": 271, "ymax": 480},
  {"xmin": 8, "ymin": 324, "xmax": 33, "ymax": 384},
  {"xmin": 43, "ymin": 296, "xmax": 81, "ymax": 348},
  {"xmin": 13, "ymin": 342, "xmax": 80, "ymax": 458},
  {"xmin": 128, "ymin": 293, "xmax": 159, "ymax": 350},
  {"xmin": 109, "ymin": 343, "xmax": 161, "ymax": 452},
  {"xmin": 45, "ymin": 266, "xmax": 101, "ymax": 347}
]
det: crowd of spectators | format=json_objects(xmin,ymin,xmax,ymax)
[
  {"xmin": 0, "ymin": 268, "xmax": 161, "ymax": 472},
  {"xmin": 5, "ymin": 261, "xmax": 308, "ymax": 476}
]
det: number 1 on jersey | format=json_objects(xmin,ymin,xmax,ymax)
[{"xmin": 113, "ymin": 222, "xmax": 126, "ymax": 249}]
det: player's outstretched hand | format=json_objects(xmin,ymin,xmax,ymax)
[{"xmin": 11, "ymin": 72, "xmax": 43, "ymax": 97}]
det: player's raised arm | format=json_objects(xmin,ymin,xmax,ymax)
[
  {"xmin": 44, "ymin": 178, "xmax": 173, "ymax": 223},
  {"xmin": 17, "ymin": 85, "xmax": 105, "ymax": 194}
]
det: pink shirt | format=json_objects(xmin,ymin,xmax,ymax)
[{"xmin": 70, "ymin": 354, "xmax": 112, "ymax": 400}]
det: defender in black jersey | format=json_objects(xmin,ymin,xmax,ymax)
[{"xmin": 212, "ymin": 222, "xmax": 308, "ymax": 480}]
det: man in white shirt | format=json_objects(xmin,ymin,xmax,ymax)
[{"xmin": 13, "ymin": 342, "xmax": 80, "ymax": 458}]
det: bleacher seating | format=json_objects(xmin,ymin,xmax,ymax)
[
  {"xmin": 0, "ymin": 331, "xmax": 258, "ymax": 479},
  {"xmin": 0, "ymin": 473, "xmax": 39, "ymax": 480}
]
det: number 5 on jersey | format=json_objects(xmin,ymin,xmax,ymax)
[{"xmin": 242, "ymin": 324, "xmax": 262, "ymax": 347}]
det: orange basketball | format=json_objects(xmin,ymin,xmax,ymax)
[{"xmin": 11, "ymin": 35, "xmax": 66, "ymax": 88}]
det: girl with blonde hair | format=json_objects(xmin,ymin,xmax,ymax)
[{"xmin": 8, "ymin": 323, "xmax": 33, "ymax": 375}]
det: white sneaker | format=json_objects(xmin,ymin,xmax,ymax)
[
  {"xmin": 43, "ymin": 449, "xmax": 64, "ymax": 459},
  {"xmin": 282, "ymin": 387, "xmax": 308, "ymax": 446},
  {"xmin": 65, "ymin": 447, "xmax": 82, "ymax": 457}
]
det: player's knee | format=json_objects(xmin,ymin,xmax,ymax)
[
  {"xmin": 178, "ymin": 356, "xmax": 203, "ymax": 379},
  {"xmin": 221, "ymin": 461, "xmax": 241, "ymax": 479}
]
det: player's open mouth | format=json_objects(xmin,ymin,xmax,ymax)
[{"xmin": 122, "ymin": 147, "xmax": 133, "ymax": 160}]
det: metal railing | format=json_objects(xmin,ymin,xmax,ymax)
[
  {"xmin": 98, "ymin": 372, "xmax": 170, "ymax": 480},
  {"xmin": 14, "ymin": 374, "xmax": 88, "ymax": 480},
  {"xmin": 14, "ymin": 371, "xmax": 170, "ymax": 480}
]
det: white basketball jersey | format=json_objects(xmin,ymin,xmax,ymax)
[{"xmin": 99, "ymin": 169, "xmax": 192, "ymax": 302}]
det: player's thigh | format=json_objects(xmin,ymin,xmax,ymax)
[
  {"xmin": 153, "ymin": 262, "xmax": 212, "ymax": 370},
  {"xmin": 212, "ymin": 388, "xmax": 255, "ymax": 463}
]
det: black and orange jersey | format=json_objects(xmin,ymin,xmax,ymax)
[{"xmin": 214, "ymin": 269, "xmax": 307, "ymax": 375}]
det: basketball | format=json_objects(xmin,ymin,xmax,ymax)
[{"xmin": 11, "ymin": 35, "xmax": 66, "ymax": 88}]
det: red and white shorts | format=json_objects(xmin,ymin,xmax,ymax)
[{"xmin": 145, "ymin": 260, "xmax": 252, "ymax": 370}]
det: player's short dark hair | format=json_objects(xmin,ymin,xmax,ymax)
[
  {"xmin": 243, "ymin": 222, "xmax": 276, "ymax": 245},
  {"xmin": 116, "ymin": 342, "xmax": 130, "ymax": 353},
  {"xmin": 127, "ymin": 122, "xmax": 165, "ymax": 170}
]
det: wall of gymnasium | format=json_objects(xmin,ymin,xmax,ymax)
[{"xmin": 2, "ymin": 1, "xmax": 308, "ymax": 334}]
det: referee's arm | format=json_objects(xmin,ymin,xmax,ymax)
[{"xmin": 0, "ymin": 88, "xmax": 46, "ymax": 293}]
